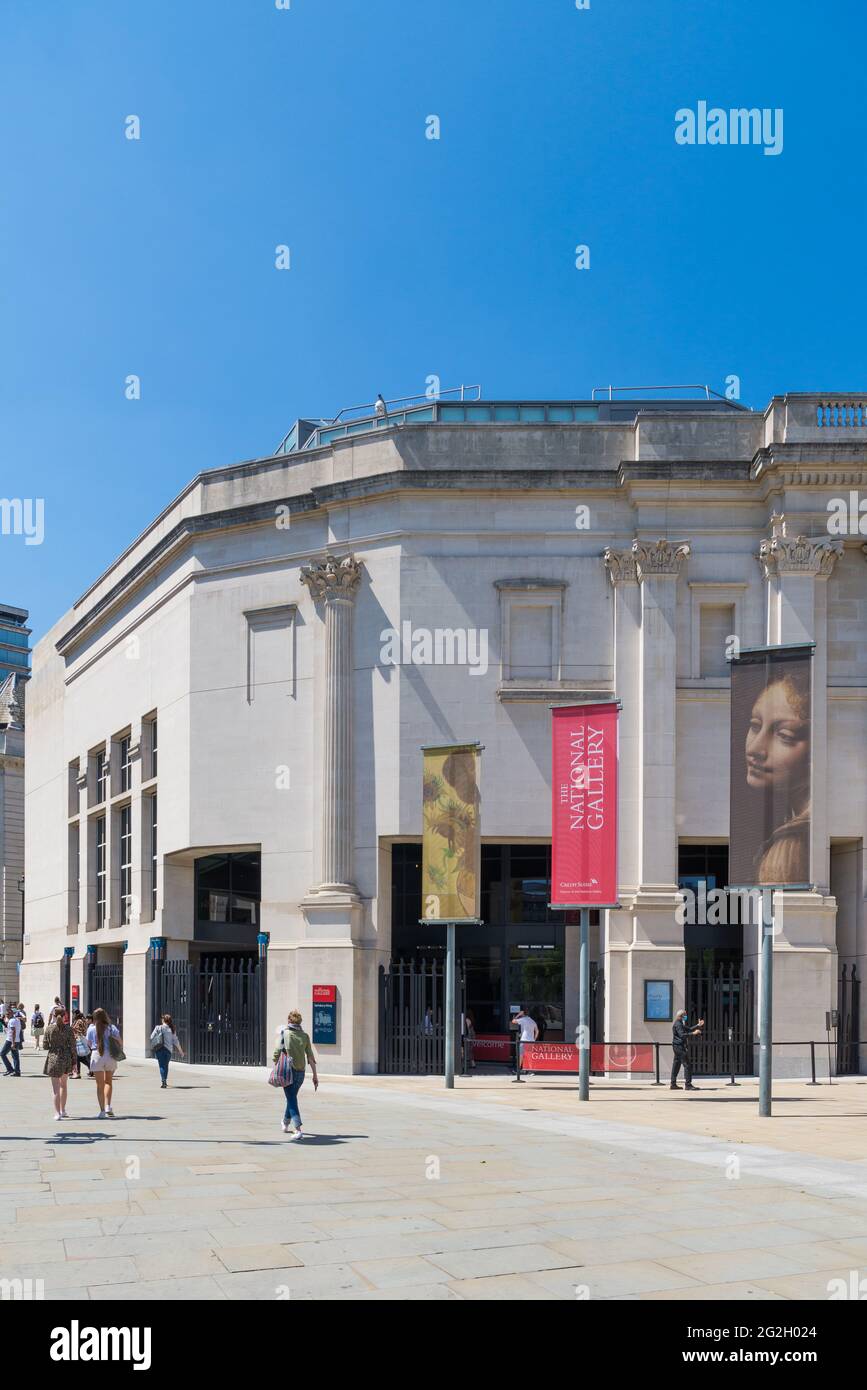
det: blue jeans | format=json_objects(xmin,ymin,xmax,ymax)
[
  {"xmin": 282, "ymin": 1069, "xmax": 305, "ymax": 1128},
  {"xmin": 154, "ymin": 1046, "xmax": 171, "ymax": 1083},
  {"xmin": 1, "ymin": 1041, "xmax": 20, "ymax": 1076}
]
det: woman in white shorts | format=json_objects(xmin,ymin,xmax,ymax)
[{"xmin": 86, "ymin": 1008, "xmax": 123, "ymax": 1118}]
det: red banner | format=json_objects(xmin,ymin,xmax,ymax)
[
  {"xmin": 471, "ymin": 1034, "xmax": 513, "ymax": 1062},
  {"xmin": 551, "ymin": 702, "xmax": 619, "ymax": 907},
  {"xmin": 520, "ymin": 1042, "xmax": 654, "ymax": 1074}
]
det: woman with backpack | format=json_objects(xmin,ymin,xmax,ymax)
[
  {"xmin": 149, "ymin": 1014, "xmax": 184, "ymax": 1087},
  {"xmin": 31, "ymin": 1005, "xmax": 45, "ymax": 1049},
  {"xmin": 85, "ymin": 1008, "xmax": 123, "ymax": 1118},
  {"xmin": 274, "ymin": 1009, "xmax": 319, "ymax": 1139},
  {"xmin": 43, "ymin": 1006, "xmax": 77, "ymax": 1120}
]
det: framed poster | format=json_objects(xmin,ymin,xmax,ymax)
[{"xmin": 644, "ymin": 979, "xmax": 673, "ymax": 1022}]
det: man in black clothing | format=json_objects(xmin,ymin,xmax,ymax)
[{"xmin": 670, "ymin": 1009, "xmax": 704, "ymax": 1091}]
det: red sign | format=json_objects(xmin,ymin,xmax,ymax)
[
  {"xmin": 471, "ymin": 1034, "xmax": 513, "ymax": 1062},
  {"xmin": 551, "ymin": 703, "xmax": 619, "ymax": 907},
  {"xmin": 520, "ymin": 1042, "xmax": 654, "ymax": 1074},
  {"xmin": 71, "ymin": 985, "xmax": 80, "ymax": 1010},
  {"xmin": 312, "ymin": 985, "xmax": 336, "ymax": 1003}
]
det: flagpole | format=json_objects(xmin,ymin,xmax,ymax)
[
  {"xmin": 445, "ymin": 923, "xmax": 455, "ymax": 1090},
  {"xmin": 579, "ymin": 907, "xmax": 590, "ymax": 1101}
]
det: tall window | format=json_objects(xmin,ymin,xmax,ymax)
[
  {"xmin": 119, "ymin": 735, "xmax": 132, "ymax": 793},
  {"xmin": 150, "ymin": 793, "xmax": 158, "ymax": 919},
  {"xmin": 95, "ymin": 750, "xmax": 108, "ymax": 803},
  {"xmin": 150, "ymin": 717, "xmax": 158, "ymax": 779},
  {"xmin": 95, "ymin": 816, "xmax": 107, "ymax": 928},
  {"xmin": 119, "ymin": 805, "xmax": 132, "ymax": 925}
]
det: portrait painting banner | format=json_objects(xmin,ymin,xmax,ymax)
[
  {"xmin": 729, "ymin": 645, "xmax": 813, "ymax": 888},
  {"xmin": 551, "ymin": 702, "xmax": 619, "ymax": 908},
  {"xmin": 421, "ymin": 744, "xmax": 481, "ymax": 923}
]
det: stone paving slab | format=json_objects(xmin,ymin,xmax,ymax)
[{"xmin": 2, "ymin": 1051, "xmax": 867, "ymax": 1301}]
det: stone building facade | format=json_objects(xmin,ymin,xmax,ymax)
[{"xmin": 19, "ymin": 392, "xmax": 867, "ymax": 1074}]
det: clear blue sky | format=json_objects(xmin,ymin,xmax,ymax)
[{"xmin": 1, "ymin": 0, "xmax": 864, "ymax": 641}]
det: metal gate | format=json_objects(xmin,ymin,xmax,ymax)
[
  {"xmin": 87, "ymin": 963, "xmax": 123, "ymax": 1032},
  {"xmin": 838, "ymin": 965, "xmax": 860, "ymax": 1075},
  {"xmin": 379, "ymin": 958, "xmax": 466, "ymax": 1074},
  {"xmin": 685, "ymin": 963, "xmax": 754, "ymax": 1075},
  {"xmin": 157, "ymin": 956, "xmax": 266, "ymax": 1066},
  {"xmin": 590, "ymin": 962, "xmax": 604, "ymax": 1044}
]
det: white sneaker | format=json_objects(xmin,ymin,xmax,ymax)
[
  {"xmin": 54, "ymin": 1112, "xmax": 62, "ymax": 1121},
  {"xmin": 98, "ymin": 1110, "xmax": 107, "ymax": 1118},
  {"xmin": 60, "ymin": 1110, "xmax": 68, "ymax": 1118},
  {"xmin": 281, "ymin": 1121, "xmax": 290, "ymax": 1133},
  {"xmin": 291, "ymin": 1129, "xmax": 303, "ymax": 1141},
  {"xmin": 106, "ymin": 1108, "xmax": 115, "ymax": 1118}
]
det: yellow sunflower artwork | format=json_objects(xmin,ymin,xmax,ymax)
[{"xmin": 421, "ymin": 744, "xmax": 481, "ymax": 922}]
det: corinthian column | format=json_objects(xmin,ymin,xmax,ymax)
[{"xmin": 300, "ymin": 553, "xmax": 364, "ymax": 894}]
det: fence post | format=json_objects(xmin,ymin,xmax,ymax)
[
  {"xmin": 148, "ymin": 937, "xmax": 166, "ymax": 1035},
  {"xmin": 257, "ymin": 933, "xmax": 269, "ymax": 1065},
  {"xmin": 809, "ymin": 1040, "xmax": 817, "ymax": 1085},
  {"xmin": 83, "ymin": 944, "xmax": 97, "ymax": 1016},
  {"xmin": 654, "ymin": 1041, "xmax": 661, "ymax": 1085},
  {"xmin": 512, "ymin": 1029, "xmax": 523, "ymax": 1083}
]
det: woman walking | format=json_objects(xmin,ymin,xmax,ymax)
[
  {"xmin": 31, "ymin": 1004, "xmax": 45, "ymax": 1050},
  {"xmin": 274, "ymin": 1010, "xmax": 318, "ymax": 1140},
  {"xmin": 43, "ymin": 1006, "xmax": 76, "ymax": 1120},
  {"xmin": 71, "ymin": 1011, "xmax": 90, "ymax": 1078},
  {"xmin": 151, "ymin": 1014, "xmax": 184, "ymax": 1087},
  {"xmin": 86, "ymin": 1008, "xmax": 123, "ymax": 1118}
]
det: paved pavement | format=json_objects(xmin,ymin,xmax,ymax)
[{"xmin": 2, "ymin": 1047, "xmax": 867, "ymax": 1301}]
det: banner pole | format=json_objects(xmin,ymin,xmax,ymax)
[
  {"xmin": 579, "ymin": 907, "xmax": 590, "ymax": 1101},
  {"xmin": 445, "ymin": 923, "xmax": 455, "ymax": 1090},
  {"xmin": 759, "ymin": 895, "xmax": 773, "ymax": 1117}
]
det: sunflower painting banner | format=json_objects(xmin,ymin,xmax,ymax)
[{"xmin": 421, "ymin": 744, "xmax": 482, "ymax": 924}]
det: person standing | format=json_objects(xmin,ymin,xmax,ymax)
[
  {"xmin": 670, "ymin": 1009, "xmax": 704, "ymax": 1091},
  {"xmin": 511, "ymin": 1005, "xmax": 538, "ymax": 1075},
  {"xmin": 43, "ymin": 1006, "xmax": 76, "ymax": 1119},
  {"xmin": 274, "ymin": 1010, "xmax": 319, "ymax": 1139},
  {"xmin": 1, "ymin": 1010, "xmax": 22, "ymax": 1077},
  {"xmin": 31, "ymin": 1005, "xmax": 45, "ymax": 1049},
  {"xmin": 150, "ymin": 1014, "xmax": 184, "ymax": 1088},
  {"xmin": 86, "ymin": 1008, "xmax": 123, "ymax": 1118}
]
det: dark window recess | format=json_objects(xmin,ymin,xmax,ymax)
[
  {"xmin": 677, "ymin": 843, "xmax": 742, "ymax": 966},
  {"xmin": 195, "ymin": 852, "xmax": 261, "ymax": 932}
]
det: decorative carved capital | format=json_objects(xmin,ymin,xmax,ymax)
[
  {"xmin": 300, "ymin": 553, "xmax": 364, "ymax": 603},
  {"xmin": 632, "ymin": 538, "xmax": 690, "ymax": 581},
  {"xmin": 758, "ymin": 535, "xmax": 843, "ymax": 581},
  {"xmin": 602, "ymin": 547, "xmax": 639, "ymax": 585}
]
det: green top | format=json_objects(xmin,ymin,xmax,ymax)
[{"xmin": 275, "ymin": 1025, "xmax": 315, "ymax": 1072}]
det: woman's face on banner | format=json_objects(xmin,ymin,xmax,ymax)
[{"xmin": 745, "ymin": 682, "xmax": 809, "ymax": 793}]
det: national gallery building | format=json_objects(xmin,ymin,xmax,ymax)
[{"xmin": 20, "ymin": 390, "xmax": 867, "ymax": 1076}]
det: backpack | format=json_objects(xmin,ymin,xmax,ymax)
[
  {"xmin": 149, "ymin": 1024, "xmax": 166, "ymax": 1054},
  {"xmin": 33, "ymin": 1012, "xmax": 43, "ymax": 1029}
]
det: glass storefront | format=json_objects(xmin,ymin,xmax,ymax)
[{"xmin": 392, "ymin": 843, "xmax": 572, "ymax": 1039}]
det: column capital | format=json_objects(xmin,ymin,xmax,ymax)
[
  {"xmin": 632, "ymin": 538, "xmax": 690, "ymax": 581},
  {"xmin": 300, "ymin": 553, "xmax": 364, "ymax": 603},
  {"xmin": 602, "ymin": 547, "xmax": 639, "ymax": 585},
  {"xmin": 757, "ymin": 534, "xmax": 843, "ymax": 581}
]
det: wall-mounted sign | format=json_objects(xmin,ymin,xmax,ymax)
[
  {"xmin": 71, "ymin": 985, "xmax": 80, "ymax": 1012},
  {"xmin": 312, "ymin": 985, "xmax": 337, "ymax": 1045},
  {"xmin": 644, "ymin": 979, "xmax": 673, "ymax": 1022}
]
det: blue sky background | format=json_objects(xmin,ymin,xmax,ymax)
[{"xmin": 1, "ymin": 0, "xmax": 865, "ymax": 641}]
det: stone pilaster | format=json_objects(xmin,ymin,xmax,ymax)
[
  {"xmin": 600, "ymin": 540, "xmax": 689, "ymax": 1053},
  {"xmin": 754, "ymin": 532, "xmax": 842, "ymax": 1076},
  {"xmin": 300, "ymin": 554, "xmax": 363, "ymax": 896}
]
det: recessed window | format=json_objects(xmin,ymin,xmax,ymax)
[
  {"xmin": 95, "ymin": 750, "xmax": 108, "ymax": 804},
  {"xmin": 119, "ymin": 805, "xmax": 132, "ymax": 925},
  {"xmin": 95, "ymin": 816, "xmax": 107, "ymax": 928},
  {"xmin": 700, "ymin": 605, "xmax": 735, "ymax": 677},
  {"xmin": 149, "ymin": 793, "xmax": 158, "ymax": 919},
  {"xmin": 119, "ymin": 735, "xmax": 132, "ymax": 794}
]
